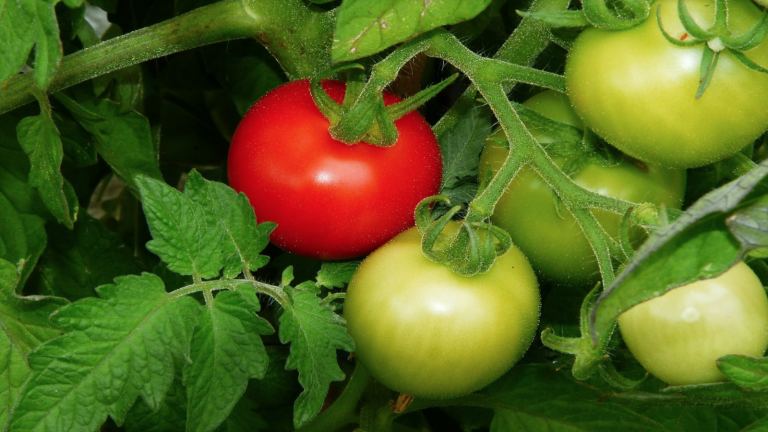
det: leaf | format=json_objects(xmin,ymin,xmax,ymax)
[
  {"xmin": 55, "ymin": 93, "xmax": 163, "ymax": 192},
  {"xmin": 213, "ymin": 393, "xmax": 268, "ymax": 432},
  {"xmin": 0, "ymin": 114, "xmax": 50, "ymax": 220},
  {"xmin": 333, "ymin": 0, "xmax": 494, "ymax": 62},
  {"xmin": 136, "ymin": 175, "xmax": 226, "ymax": 279},
  {"xmin": 315, "ymin": 261, "xmax": 360, "ymax": 289},
  {"xmin": 592, "ymin": 161, "xmax": 768, "ymax": 340},
  {"xmin": 125, "ymin": 371, "xmax": 188, "ymax": 432},
  {"xmin": 487, "ymin": 365, "xmax": 667, "ymax": 432},
  {"xmin": 718, "ymin": 355, "xmax": 768, "ymax": 390},
  {"xmin": 0, "ymin": 259, "xmax": 66, "ymax": 430},
  {"xmin": 184, "ymin": 171, "xmax": 275, "ymax": 279},
  {"xmin": 28, "ymin": 210, "xmax": 143, "ymax": 300},
  {"xmin": 17, "ymin": 112, "xmax": 78, "ymax": 228},
  {"xmin": 278, "ymin": 281, "xmax": 354, "ymax": 428},
  {"xmin": 438, "ymin": 105, "xmax": 494, "ymax": 190},
  {"xmin": 8, "ymin": 272, "xmax": 199, "ymax": 432},
  {"xmin": 183, "ymin": 290, "xmax": 273, "ymax": 432},
  {"xmin": 0, "ymin": 0, "xmax": 63, "ymax": 90}
]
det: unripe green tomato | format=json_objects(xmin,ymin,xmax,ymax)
[
  {"xmin": 479, "ymin": 91, "xmax": 686, "ymax": 286},
  {"xmin": 344, "ymin": 224, "xmax": 540, "ymax": 398},
  {"xmin": 618, "ymin": 262, "xmax": 768, "ymax": 386},
  {"xmin": 565, "ymin": 0, "xmax": 768, "ymax": 169}
]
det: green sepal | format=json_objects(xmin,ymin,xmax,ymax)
[
  {"xmin": 619, "ymin": 207, "xmax": 635, "ymax": 262},
  {"xmin": 656, "ymin": 5, "xmax": 702, "ymax": 47},
  {"xmin": 583, "ymin": 0, "xmax": 649, "ymax": 30},
  {"xmin": 676, "ymin": 0, "xmax": 710, "ymax": 40},
  {"xmin": 696, "ymin": 45, "xmax": 720, "ymax": 99},
  {"xmin": 309, "ymin": 63, "xmax": 366, "ymax": 125},
  {"xmin": 386, "ymin": 73, "xmax": 458, "ymax": 121},
  {"xmin": 515, "ymin": 10, "xmax": 590, "ymax": 28},
  {"xmin": 731, "ymin": 50, "xmax": 768, "ymax": 74},
  {"xmin": 598, "ymin": 360, "xmax": 647, "ymax": 391},
  {"xmin": 721, "ymin": 11, "xmax": 768, "ymax": 50}
]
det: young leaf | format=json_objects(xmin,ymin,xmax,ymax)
[
  {"xmin": 16, "ymin": 112, "xmax": 78, "ymax": 228},
  {"xmin": 315, "ymin": 261, "xmax": 360, "ymax": 289},
  {"xmin": 592, "ymin": 161, "xmax": 768, "ymax": 341},
  {"xmin": 487, "ymin": 365, "xmax": 667, "ymax": 432},
  {"xmin": 184, "ymin": 171, "xmax": 275, "ymax": 279},
  {"xmin": 0, "ymin": 0, "xmax": 63, "ymax": 90},
  {"xmin": 333, "ymin": 0, "xmax": 493, "ymax": 62},
  {"xmin": 183, "ymin": 291, "xmax": 274, "ymax": 432},
  {"xmin": 0, "ymin": 259, "xmax": 66, "ymax": 430},
  {"xmin": 54, "ymin": 94, "xmax": 163, "ymax": 192},
  {"xmin": 136, "ymin": 175, "xmax": 226, "ymax": 280},
  {"xmin": 8, "ymin": 273, "xmax": 199, "ymax": 432},
  {"xmin": 278, "ymin": 281, "xmax": 354, "ymax": 428},
  {"xmin": 438, "ymin": 105, "xmax": 494, "ymax": 191},
  {"xmin": 29, "ymin": 210, "xmax": 143, "ymax": 300}
]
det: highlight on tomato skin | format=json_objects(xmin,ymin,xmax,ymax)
[
  {"xmin": 618, "ymin": 262, "xmax": 768, "ymax": 386},
  {"xmin": 343, "ymin": 224, "xmax": 541, "ymax": 399},
  {"xmin": 227, "ymin": 79, "xmax": 443, "ymax": 260}
]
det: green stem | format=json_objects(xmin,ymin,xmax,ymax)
[
  {"xmin": 168, "ymin": 279, "xmax": 247, "ymax": 299},
  {"xmin": 0, "ymin": 0, "xmax": 334, "ymax": 115},
  {"xmin": 296, "ymin": 363, "xmax": 372, "ymax": 432}
]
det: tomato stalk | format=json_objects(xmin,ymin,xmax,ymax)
[{"xmin": 0, "ymin": 0, "xmax": 334, "ymax": 115}]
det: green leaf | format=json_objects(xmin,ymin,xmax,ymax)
[
  {"xmin": 718, "ymin": 355, "xmax": 768, "ymax": 390},
  {"xmin": 125, "ymin": 371, "xmax": 188, "ymax": 432},
  {"xmin": 28, "ymin": 210, "xmax": 143, "ymax": 300},
  {"xmin": 183, "ymin": 291, "xmax": 273, "ymax": 432},
  {"xmin": 8, "ymin": 272, "xmax": 199, "ymax": 432},
  {"xmin": 0, "ymin": 259, "xmax": 66, "ymax": 430},
  {"xmin": 487, "ymin": 365, "xmax": 667, "ymax": 431},
  {"xmin": 592, "ymin": 161, "xmax": 768, "ymax": 341},
  {"xmin": 0, "ymin": 0, "xmax": 63, "ymax": 90},
  {"xmin": 438, "ymin": 105, "xmax": 493, "ymax": 191},
  {"xmin": 55, "ymin": 93, "xmax": 163, "ymax": 192},
  {"xmin": 184, "ymin": 171, "xmax": 275, "ymax": 279},
  {"xmin": 315, "ymin": 261, "xmax": 360, "ymax": 289},
  {"xmin": 332, "ymin": 0, "xmax": 494, "ymax": 62},
  {"xmin": 136, "ymin": 175, "xmax": 226, "ymax": 279},
  {"xmin": 213, "ymin": 392, "xmax": 268, "ymax": 432},
  {"xmin": 0, "ymin": 114, "xmax": 50, "ymax": 220},
  {"xmin": 17, "ymin": 112, "xmax": 78, "ymax": 228},
  {"xmin": 278, "ymin": 281, "xmax": 354, "ymax": 428}
]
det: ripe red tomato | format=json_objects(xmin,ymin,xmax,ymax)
[{"xmin": 227, "ymin": 80, "xmax": 442, "ymax": 260}]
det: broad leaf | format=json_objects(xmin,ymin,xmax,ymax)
[
  {"xmin": 718, "ymin": 355, "xmax": 768, "ymax": 390},
  {"xmin": 8, "ymin": 273, "xmax": 199, "ymax": 432},
  {"xmin": 0, "ymin": 259, "xmax": 66, "ymax": 430},
  {"xmin": 185, "ymin": 171, "xmax": 275, "ymax": 279},
  {"xmin": 17, "ymin": 112, "xmax": 78, "ymax": 228},
  {"xmin": 333, "ymin": 0, "xmax": 494, "ymax": 62},
  {"xmin": 438, "ymin": 105, "xmax": 493, "ymax": 191},
  {"xmin": 592, "ymin": 161, "xmax": 768, "ymax": 340},
  {"xmin": 278, "ymin": 281, "xmax": 354, "ymax": 428},
  {"xmin": 213, "ymin": 393, "xmax": 268, "ymax": 432},
  {"xmin": 125, "ymin": 372, "xmax": 188, "ymax": 432},
  {"xmin": 183, "ymin": 290, "xmax": 273, "ymax": 432},
  {"xmin": 136, "ymin": 175, "xmax": 226, "ymax": 279},
  {"xmin": 0, "ymin": 0, "xmax": 63, "ymax": 90}
]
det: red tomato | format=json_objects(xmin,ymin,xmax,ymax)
[{"xmin": 227, "ymin": 80, "xmax": 442, "ymax": 260}]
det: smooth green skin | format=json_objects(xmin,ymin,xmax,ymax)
[
  {"xmin": 344, "ymin": 224, "xmax": 540, "ymax": 398},
  {"xmin": 480, "ymin": 91, "xmax": 686, "ymax": 286},
  {"xmin": 619, "ymin": 262, "xmax": 768, "ymax": 385},
  {"xmin": 566, "ymin": 0, "xmax": 768, "ymax": 169}
]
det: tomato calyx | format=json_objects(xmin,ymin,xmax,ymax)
[
  {"xmin": 656, "ymin": 0, "xmax": 768, "ymax": 98},
  {"xmin": 308, "ymin": 64, "xmax": 457, "ymax": 146},
  {"xmin": 516, "ymin": 0, "xmax": 649, "ymax": 31},
  {"xmin": 414, "ymin": 196, "xmax": 513, "ymax": 277}
]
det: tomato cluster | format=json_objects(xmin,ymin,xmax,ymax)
[{"xmin": 228, "ymin": 0, "xmax": 768, "ymax": 399}]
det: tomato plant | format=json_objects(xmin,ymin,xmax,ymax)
[
  {"xmin": 566, "ymin": 0, "xmax": 768, "ymax": 169},
  {"xmin": 618, "ymin": 262, "xmax": 768, "ymax": 386},
  {"xmin": 480, "ymin": 91, "xmax": 686, "ymax": 286},
  {"xmin": 227, "ymin": 79, "xmax": 442, "ymax": 260},
  {"xmin": 344, "ymin": 224, "xmax": 540, "ymax": 399}
]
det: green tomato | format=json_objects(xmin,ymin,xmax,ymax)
[
  {"xmin": 618, "ymin": 262, "xmax": 768, "ymax": 386},
  {"xmin": 344, "ymin": 224, "xmax": 540, "ymax": 398},
  {"xmin": 480, "ymin": 91, "xmax": 686, "ymax": 286},
  {"xmin": 565, "ymin": 0, "xmax": 768, "ymax": 169}
]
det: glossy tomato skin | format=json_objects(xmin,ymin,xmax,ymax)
[
  {"xmin": 619, "ymin": 262, "xmax": 768, "ymax": 386},
  {"xmin": 566, "ymin": 0, "xmax": 768, "ymax": 169},
  {"xmin": 480, "ymin": 91, "xmax": 686, "ymax": 286},
  {"xmin": 228, "ymin": 80, "xmax": 442, "ymax": 260},
  {"xmin": 344, "ymin": 224, "xmax": 540, "ymax": 398}
]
